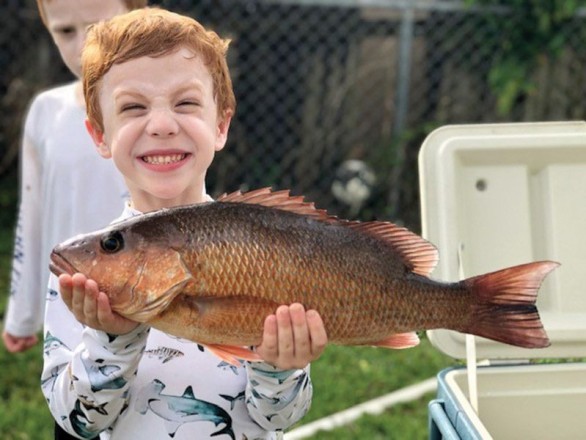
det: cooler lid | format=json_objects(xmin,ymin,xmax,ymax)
[{"xmin": 418, "ymin": 121, "xmax": 586, "ymax": 360}]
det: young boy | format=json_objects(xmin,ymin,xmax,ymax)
[
  {"xmin": 42, "ymin": 8, "xmax": 328, "ymax": 439},
  {"xmin": 3, "ymin": 0, "xmax": 147, "ymax": 353}
]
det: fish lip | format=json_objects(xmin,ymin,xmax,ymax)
[{"xmin": 49, "ymin": 252, "xmax": 76, "ymax": 277}]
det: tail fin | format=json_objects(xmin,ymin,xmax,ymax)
[
  {"xmin": 463, "ymin": 261, "xmax": 559, "ymax": 349},
  {"xmin": 211, "ymin": 423, "xmax": 235, "ymax": 440}
]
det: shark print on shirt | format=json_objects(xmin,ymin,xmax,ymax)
[{"xmin": 135, "ymin": 379, "xmax": 234, "ymax": 439}]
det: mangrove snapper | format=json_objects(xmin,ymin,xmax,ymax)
[{"xmin": 49, "ymin": 188, "xmax": 558, "ymax": 364}]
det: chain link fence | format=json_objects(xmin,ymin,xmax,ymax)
[{"xmin": 1, "ymin": 0, "xmax": 586, "ymax": 230}]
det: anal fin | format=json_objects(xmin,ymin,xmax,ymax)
[{"xmin": 364, "ymin": 332, "xmax": 420, "ymax": 349}]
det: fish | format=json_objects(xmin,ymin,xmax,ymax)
[
  {"xmin": 49, "ymin": 187, "xmax": 558, "ymax": 365},
  {"xmin": 135, "ymin": 379, "xmax": 234, "ymax": 439},
  {"xmin": 220, "ymin": 391, "xmax": 245, "ymax": 410},
  {"xmin": 81, "ymin": 357, "xmax": 127, "ymax": 393},
  {"xmin": 69, "ymin": 400, "xmax": 97, "ymax": 439},
  {"xmin": 145, "ymin": 346, "xmax": 185, "ymax": 364},
  {"xmin": 44, "ymin": 331, "xmax": 70, "ymax": 356},
  {"xmin": 41, "ymin": 366, "xmax": 60, "ymax": 394}
]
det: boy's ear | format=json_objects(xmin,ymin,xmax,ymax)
[
  {"xmin": 85, "ymin": 119, "xmax": 111, "ymax": 158},
  {"xmin": 214, "ymin": 110, "xmax": 233, "ymax": 152}
]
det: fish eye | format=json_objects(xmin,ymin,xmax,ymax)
[{"xmin": 100, "ymin": 231, "xmax": 124, "ymax": 253}]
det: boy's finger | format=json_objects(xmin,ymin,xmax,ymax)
[
  {"xmin": 70, "ymin": 273, "xmax": 88, "ymax": 311},
  {"xmin": 257, "ymin": 314, "xmax": 278, "ymax": 363},
  {"xmin": 306, "ymin": 310, "xmax": 327, "ymax": 356},
  {"xmin": 277, "ymin": 305, "xmax": 295, "ymax": 356},
  {"xmin": 261, "ymin": 315, "xmax": 278, "ymax": 352},
  {"xmin": 95, "ymin": 292, "xmax": 108, "ymax": 325},
  {"xmin": 58, "ymin": 274, "xmax": 74, "ymax": 307},
  {"xmin": 289, "ymin": 303, "xmax": 310, "ymax": 359},
  {"xmin": 82, "ymin": 282, "xmax": 99, "ymax": 323}
]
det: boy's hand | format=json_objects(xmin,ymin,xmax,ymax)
[
  {"xmin": 256, "ymin": 303, "xmax": 327, "ymax": 370},
  {"xmin": 2, "ymin": 331, "xmax": 38, "ymax": 353},
  {"xmin": 59, "ymin": 273, "xmax": 139, "ymax": 335}
]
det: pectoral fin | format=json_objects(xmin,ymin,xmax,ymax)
[
  {"xmin": 164, "ymin": 420, "xmax": 182, "ymax": 437},
  {"xmin": 203, "ymin": 344, "xmax": 262, "ymax": 366}
]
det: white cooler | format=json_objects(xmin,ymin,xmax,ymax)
[{"xmin": 418, "ymin": 122, "xmax": 586, "ymax": 440}]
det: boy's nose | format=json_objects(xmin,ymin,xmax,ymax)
[{"xmin": 146, "ymin": 109, "xmax": 179, "ymax": 137}]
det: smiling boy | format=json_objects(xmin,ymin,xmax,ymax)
[
  {"xmin": 88, "ymin": 46, "xmax": 228, "ymax": 211},
  {"xmin": 42, "ymin": 8, "xmax": 327, "ymax": 440}
]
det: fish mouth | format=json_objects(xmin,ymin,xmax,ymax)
[{"xmin": 49, "ymin": 252, "xmax": 76, "ymax": 277}]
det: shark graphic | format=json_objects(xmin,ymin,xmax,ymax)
[
  {"xmin": 47, "ymin": 288, "xmax": 59, "ymax": 301},
  {"xmin": 68, "ymin": 399, "xmax": 97, "ymax": 438},
  {"xmin": 250, "ymin": 373, "xmax": 308, "ymax": 413},
  {"xmin": 145, "ymin": 346, "xmax": 184, "ymax": 364},
  {"xmin": 220, "ymin": 391, "xmax": 245, "ymax": 410},
  {"xmin": 217, "ymin": 360, "xmax": 241, "ymax": 375},
  {"xmin": 41, "ymin": 366, "xmax": 60, "ymax": 393},
  {"xmin": 135, "ymin": 379, "xmax": 234, "ymax": 439},
  {"xmin": 44, "ymin": 331, "xmax": 70, "ymax": 356},
  {"xmin": 78, "ymin": 395, "xmax": 109, "ymax": 416},
  {"xmin": 248, "ymin": 365, "xmax": 297, "ymax": 384},
  {"xmin": 81, "ymin": 357, "xmax": 127, "ymax": 393}
]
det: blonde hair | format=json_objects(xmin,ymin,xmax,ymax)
[
  {"xmin": 36, "ymin": 0, "xmax": 148, "ymax": 27},
  {"xmin": 82, "ymin": 7, "xmax": 236, "ymax": 133}
]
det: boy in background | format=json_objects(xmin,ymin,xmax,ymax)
[
  {"xmin": 3, "ymin": 0, "xmax": 147, "ymax": 353},
  {"xmin": 42, "ymin": 8, "xmax": 327, "ymax": 439}
]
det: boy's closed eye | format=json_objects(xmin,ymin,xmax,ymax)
[
  {"xmin": 53, "ymin": 26, "xmax": 78, "ymax": 39},
  {"xmin": 175, "ymin": 99, "xmax": 202, "ymax": 114},
  {"xmin": 176, "ymin": 100, "xmax": 202, "ymax": 111},
  {"xmin": 119, "ymin": 103, "xmax": 146, "ymax": 113}
]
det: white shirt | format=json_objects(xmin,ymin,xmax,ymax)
[
  {"xmin": 5, "ymin": 82, "xmax": 128, "ymax": 337},
  {"xmin": 42, "ymin": 204, "xmax": 313, "ymax": 439}
]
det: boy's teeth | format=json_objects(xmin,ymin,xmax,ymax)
[{"xmin": 142, "ymin": 154, "xmax": 186, "ymax": 164}]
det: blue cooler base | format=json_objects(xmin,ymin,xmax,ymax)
[
  {"xmin": 428, "ymin": 363, "xmax": 586, "ymax": 440},
  {"xmin": 428, "ymin": 399, "xmax": 459, "ymax": 440},
  {"xmin": 428, "ymin": 367, "xmax": 485, "ymax": 440}
]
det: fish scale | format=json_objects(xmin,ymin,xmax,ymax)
[
  {"xmin": 49, "ymin": 187, "xmax": 558, "ymax": 365},
  {"xmin": 178, "ymin": 208, "xmax": 469, "ymax": 340}
]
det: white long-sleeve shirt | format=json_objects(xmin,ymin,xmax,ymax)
[
  {"xmin": 5, "ymin": 82, "xmax": 128, "ymax": 337},
  {"xmin": 41, "ymin": 204, "xmax": 313, "ymax": 439}
]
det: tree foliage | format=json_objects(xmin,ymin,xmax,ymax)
[{"xmin": 465, "ymin": 0, "xmax": 586, "ymax": 115}]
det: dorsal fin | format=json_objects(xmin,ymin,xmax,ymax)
[
  {"xmin": 217, "ymin": 187, "xmax": 338, "ymax": 223},
  {"xmin": 347, "ymin": 221, "xmax": 439, "ymax": 276},
  {"xmin": 182, "ymin": 386, "xmax": 195, "ymax": 399},
  {"xmin": 217, "ymin": 188, "xmax": 438, "ymax": 276}
]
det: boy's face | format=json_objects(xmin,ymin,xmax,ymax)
[
  {"xmin": 87, "ymin": 48, "xmax": 232, "ymax": 212},
  {"xmin": 43, "ymin": 0, "xmax": 127, "ymax": 78}
]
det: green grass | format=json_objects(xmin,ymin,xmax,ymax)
[
  {"xmin": 0, "ymin": 344, "xmax": 53, "ymax": 440},
  {"xmin": 0, "ymin": 221, "xmax": 54, "ymax": 439},
  {"xmin": 288, "ymin": 341, "xmax": 452, "ymax": 439},
  {"xmin": 305, "ymin": 341, "xmax": 451, "ymax": 424},
  {"xmin": 295, "ymin": 393, "xmax": 436, "ymax": 439},
  {"xmin": 0, "ymin": 217, "xmax": 455, "ymax": 439}
]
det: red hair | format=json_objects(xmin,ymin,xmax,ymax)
[{"xmin": 82, "ymin": 7, "xmax": 236, "ymax": 132}]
